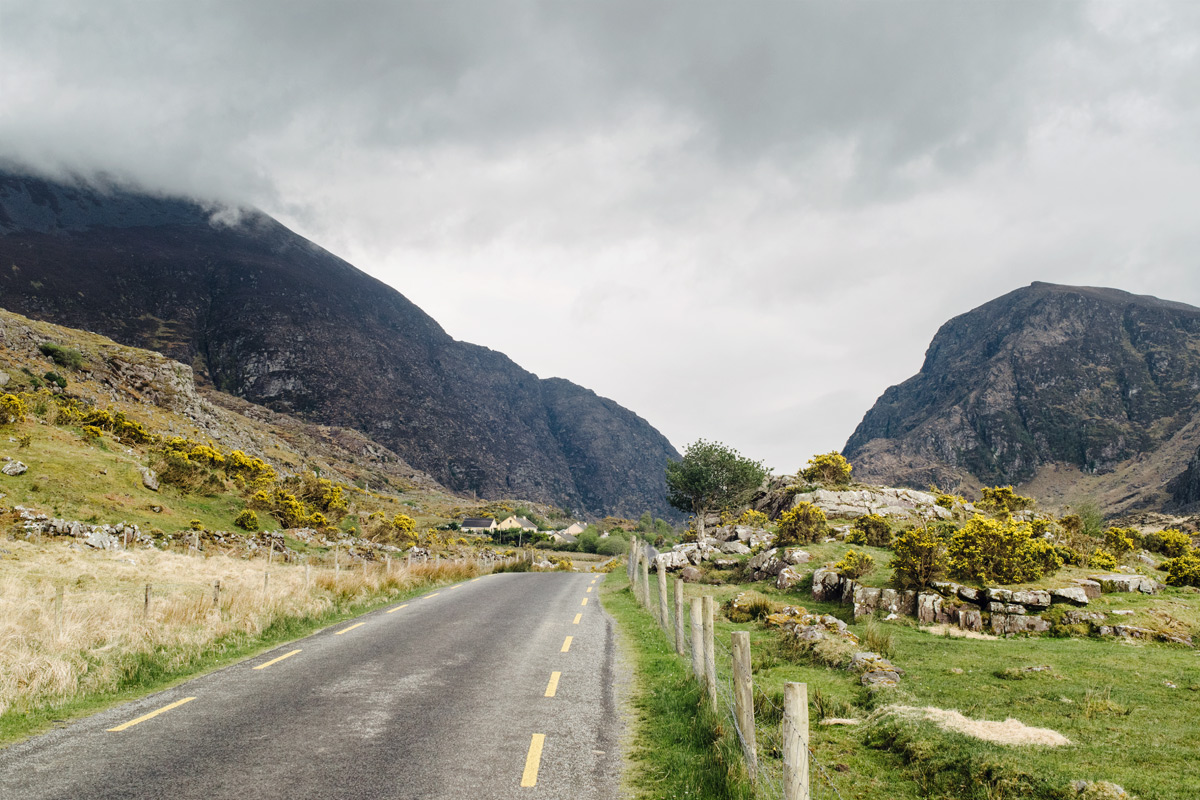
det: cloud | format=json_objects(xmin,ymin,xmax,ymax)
[{"xmin": 4, "ymin": 1, "xmax": 1200, "ymax": 474}]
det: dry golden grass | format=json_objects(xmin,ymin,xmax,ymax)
[
  {"xmin": 0, "ymin": 538, "xmax": 478, "ymax": 719},
  {"xmin": 892, "ymin": 705, "xmax": 1072, "ymax": 747}
]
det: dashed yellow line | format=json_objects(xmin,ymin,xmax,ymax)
[
  {"xmin": 573, "ymin": 613, "xmax": 582, "ymax": 625},
  {"xmin": 521, "ymin": 733, "xmax": 546, "ymax": 787},
  {"xmin": 335, "ymin": 622, "xmax": 366, "ymax": 635},
  {"xmin": 471, "ymin": 578, "xmax": 481, "ymax": 582},
  {"xmin": 580, "ymin": 598, "xmax": 587, "ymax": 606},
  {"xmin": 544, "ymin": 671, "xmax": 561, "ymax": 698},
  {"xmin": 386, "ymin": 603, "xmax": 409, "ymax": 614},
  {"xmin": 253, "ymin": 649, "xmax": 301, "ymax": 670},
  {"xmin": 424, "ymin": 592, "xmax": 441, "ymax": 599},
  {"xmin": 586, "ymin": 586, "xmax": 593, "ymax": 593},
  {"xmin": 107, "ymin": 697, "xmax": 195, "ymax": 732},
  {"xmin": 449, "ymin": 585, "xmax": 461, "ymax": 590},
  {"xmin": 561, "ymin": 636, "xmax": 573, "ymax": 653}
]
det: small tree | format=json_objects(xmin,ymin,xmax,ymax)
[
  {"xmin": 834, "ymin": 549, "xmax": 875, "ymax": 579},
  {"xmin": 800, "ymin": 452, "xmax": 853, "ymax": 486},
  {"xmin": 665, "ymin": 439, "xmax": 768, "ymax": 540}
]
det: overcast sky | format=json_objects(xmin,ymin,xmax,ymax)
[{"xmin": 4, "ymin": 1, "xmax": 1200, "ymax": 474}]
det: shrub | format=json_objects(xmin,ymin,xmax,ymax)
[
  {"xmin": 1102, "ymin": 527, "xmax": 1137, "ymax": 558},
  {"xmin": 0, "ymin": 393, "xmax": 25, "ymax": 424},
  {"xmin": 189, "ymin": 519, "xmax": 204, "ymax": 531},
  {"xmin": 800, "ymin": 452, "xmax": 852, "ymax": 486},
  {"xmin": 890, "ymin": 526, "xmax": 948, "ymax": 591},
  {"xmin": 846, "ymin": 513, "xmax": 892, "ymax": 547},
  {"xmin": 38, "ymin": 342, "xmax": 84, "ymax": 370},
  {"xmin": 234, "ymin": 509, "xmax": 259, "ymax": 531},
  {"xmin": 1144, "ymin": 528, "xmax": 1193, "ymax": 558},
  {"xmin": 42, "ymin": 371, "xmax": 67, "ymax": 389},
  {"xmin": 295, "ymin": 474, "xmax": 349, "ymax": 520},
  {"xmin": 225, "ymin": 450, "xmax": 277, "ymax": 485},
  {"xmin": 947, "ymin": 514, "xmax": 1058, "ymax": 585},
  {"xmin": 736, "ymin": 508, "xmax": 770, "ymax": 528},
  {"xmin": 596, "ymin": 536, "xmax": 627, "ymax": 557},
  {"xmin": 1088, "ymin": 548, "xmax": 1118, "ymax": 571},
  {"xmin": 834, "ymin": 549, "xmax": 875, "ymax": 579},
  {"xmin": 80, "ymin": 425, "xmax": 104, "ymax": 442},
  {"xmin": 976, "ymin": 486, "xmax": 1035, "ymax": 515},
  {"xmin": 1163, "ymin": 551, "xmax": 1200, "ymax": 587},
  {"xmin": 776, "ymin": 502, "xmax": 827, "ymax": 546}
]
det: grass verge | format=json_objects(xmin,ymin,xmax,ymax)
[
  {"xmin": 0, "ymin": 541, "xmax": 479, "ymax": 747},
  {"xmin": 601, "ymin": 570, "xmax": 755, "ymax": 800}
]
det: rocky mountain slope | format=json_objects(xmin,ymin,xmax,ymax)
[
  {"xmin": 844, "ymin": 282, "xmax": 1200, "ymax": 514},
  {"xmin": 0, "ymin": 171, "xmax": 679, "ymax": 518}
]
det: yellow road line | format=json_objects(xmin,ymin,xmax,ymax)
[
  {"xmin": 449, "ymin": 585, "xmax": 461, "ymax": 590},
  {"xmin": 581, "ymin": 598, "xmax": 587, "ymax": 606},
  {"xmin": 544, "ymin": 671, "xmax": 561, "ymax": 698},
  {"xmin": 561, "ymin": 636, "xmax": 573, "ymax": 653},
  {"xmin": 107, "ymin": 697, "xmax": 195, "ymax": 732},
  {"xmin": 386, "ymin": 604, "xmax": 409, "ymax": 614},
  {"xmin": 253, "ymin": 649, "xmax": 301, "ymax": 670},
  {"xmin": 335, "ymin": 622, "xmax": 366, "ymax": 635},
  {"xmin": 471, "ymin": 578, "xmax": 481, "ymax": 582},
  {"xmin": 573, "ymin": 613, "xmax": 582, "ymax": 625},
  {"xmin": 521, "ymin": 733, "xmax": 546, "ymax": 787},
  {"xmin": 586, "ymin": 586, "xmax": 593, "ymax": 593},
  {"xmin": 424, "ymin": 592, "xmax": 441, "ymax": 599}
]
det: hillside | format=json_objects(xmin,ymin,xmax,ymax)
[
  {"xmin": 0, "ymin": 171, "xmax": 680, "ymax": 518},
  {"xmin": 844, "ymin": 282, "xmax": 1200, "ymax": 514}
]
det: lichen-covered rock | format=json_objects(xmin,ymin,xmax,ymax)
[
  {"xmin": 680, "ymin": 566, "xmax": 703, "ymax": 583},
  {"xmin": 917, "ymin": 593, "xmax": 942, "ymax": 624},
  {"xmin": 720, "ymin": 540, "xmax": 751, "ymax": 555},
  {"xmin": 1069, "ymin": 780, "xmax": 1135, "ymax": 799},
  {"xmin": 1051, "ymin": 587, "xmax": 1090, "ymax": 606},
  {"xmin": 782, "ymin": 548, "xmax": 811, "ymax": 565},
  {"xmin": 1, "ymin": 460, "xmax": 27, "ymax": 476},
  {"xmin": 790, "ymin": 487, "xmax": 952, "ymax": 521},
  {"xmin": 991, "ymin": 613, "xmax": 1051, "ymax": 635},
  {"xmin": 1011, "ymin": 590, "xmax": 1051, "ymax": 608},
  {"xmin": 776, "ymin": 566, "xmax": 804, "ymax": 591},
  {"xmin": 811, "ymin": 567, "xmax": 843, "ymax": 601},
  {"xmin": 1093, "ymin": 574, "xmax": 1161, "ymax": 594}
]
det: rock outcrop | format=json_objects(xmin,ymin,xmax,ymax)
[{"xmin": 844, "ymin": 282, "xmax": 1200, "ymax": 512}]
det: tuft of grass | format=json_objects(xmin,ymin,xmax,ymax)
[{"xmin": 863, "ymin": 616, "xmax": 895, "ymax": 658}]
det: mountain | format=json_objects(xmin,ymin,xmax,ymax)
[
  {"xmin": 0, "ymin": 171, "xmax": 679, "ymax": 518},
  {"xmin": 843, "ymin": 282, "xmax": 1200, "ymax": 514}
]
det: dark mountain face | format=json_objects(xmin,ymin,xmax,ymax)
[
  {"xmin": 0, "ymin": 172, "xmax": 680, "ymax": 518},
  {"xmin": 844, "ymin": 282, "xmax": 1200, "ymax": 494}
]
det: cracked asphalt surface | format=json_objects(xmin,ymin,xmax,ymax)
[{"xmin": 0, "ymin": 572, "xmax": 624, "ymax": 799}]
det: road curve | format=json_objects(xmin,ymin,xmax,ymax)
[{"xmin": 0, "ymin": 572, "xmax": 624, "ymax": 800}]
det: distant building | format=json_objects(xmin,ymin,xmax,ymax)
[
  {"xmin": 461, "ymin": 517, "xmax": 498, "ymax": 533},
  {"xmin": 563, "ymin": 522, "xmax": 586, "ymax": 536},
  {"xmin": 497, "ymin": 515, "xmax": 538, "ymax": 532},
  {"xmin": 549, "ymin": 531, "xmax": 578, "ymax": 545}
]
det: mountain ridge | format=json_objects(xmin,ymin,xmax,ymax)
[
  {"xmin": 0, "ymin": 171, "xmax": 679, "ymax": 518},
  {"xmin": 843, "ymin": 281, "xmax": 1200, "ymax": 514}
]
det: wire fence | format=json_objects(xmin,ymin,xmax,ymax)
[{"xmin": 627, "ymin": 537, "xmax": 847, "ymax": 800}]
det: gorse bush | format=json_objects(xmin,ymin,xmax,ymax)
[
  {"xmin": 800, "ymin": 452, "xmax": 852, "ymax": 486},
  {"xmin": 1144, "ymin": 528, "xmax": 1192, "ymax": 558},
  {"xmin": 1163, "ymin": 550, "xmax": 1200, "ymax": 587},
  {"xmin": 776, "ymin": 502, "xmax": 827, "ymax": 546},
  {"xmin": 0, "ymin": 394, "xmax": 25, "ymax": 424},
  {"xmin": 1102, "ymin": 527, "xmax": 1138, "ymax": 558},
  {"xmin": 234, "ymin": 510, "xmax": 259, "ymax": 531},
  {"xmin": 1088, "ymin": 548, "xmax": 1118, "ymax": 571},
  {"xmin": 890, "ymin": 526, "xmax": 948, "ymax": 591},
  {"xmin": 834, "ymin": 549, "xmax": 875, "ymax": 579},
  {"xmin": 736, "ymin": 508, "xmax": 770, "ymax": 528},
  {"xmin": 946, "ymin": 515, "xmax": 1061, "ymax": 585},
  {"xmin": 976, "ymin": 486, "xmax": 1035, "ymax": 515},
  {"xmin": 846, "ymin": 513, "xmax": 892, "ymax": 547}
]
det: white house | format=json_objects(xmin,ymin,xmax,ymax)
[{"xmin": 461, "ymin": 517, "xmax": 498, "ymax": 533}]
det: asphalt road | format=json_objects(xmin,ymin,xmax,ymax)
[{"xmin": 0, "ymin": 572, "xmax": 625, "ymax": 800}]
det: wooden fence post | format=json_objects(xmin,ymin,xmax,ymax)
[
  {"xmin": 305, "ymin": 563, "xmax": 311, "ymax": 592},
  {"xmin": 263, "ymin": 571, "xmax": 269, "ymax": 593},
  {"xmin": 628, "ymin": 536, "xmax": 638, "ymax": 583},
  {"xmin": 55, "ymin": 585, "xmax": 63, "ymax": 636},
  {"xmin": 690, "ymin": 598, "xmax": 704, "ymax": 683},
  {"xmin": 783, "ymin": 682, "xmax": 810, "ymax": 800},
  {"xmin": 213, "ymin": 580, "xmax": 220, "ymax": 608},
  {"xmin": 144, "ymin": 584, "xmax": 151, "ymax": 619},
  {"xmin": 674, "ymin": 578, "xmax": 686, "ymax": 656},
  {"xmin": 656, "ymin": 556, "xmax": 670, "ymax": 631},
  {"xmin": 732, "ymin": 631, "xmax": 758, "ymax": 782},
  {"xmin": 335, "ymin": 544, "xmax": 340, "ymax": 578},
  {"xmin": 702, "ymin": 595, "xmax": 717, "ymax": 705},
  {"xmin": 639, "ymin": 554, "xmax": 651, "ymax": 610}
]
